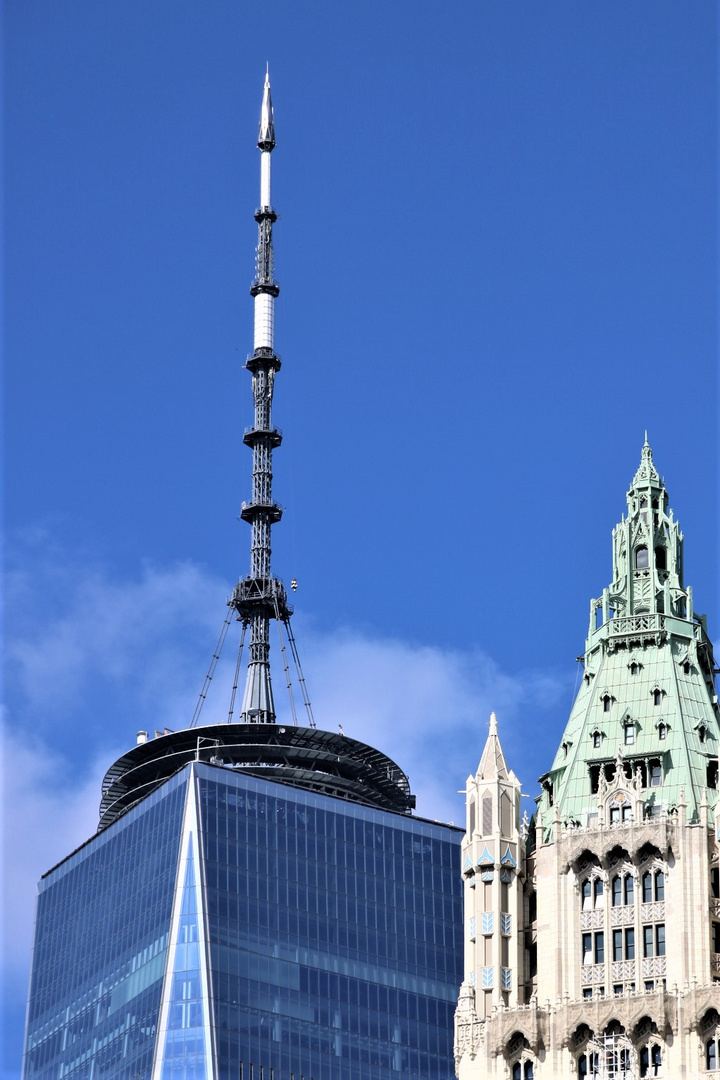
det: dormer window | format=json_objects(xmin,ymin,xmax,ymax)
[
  {"xmin": 592, "ymin": 731, "xmax": 601, "ymax": 749},
  {"xmin": 602, "ymin": 695, "xmax": 612, "ymax": 713},
  {"xmin": 636, "ymin": 547, "xmax": 649, "ymax": 569},
  {"xmin": 652, "ymin": 688, "xmax": 664, "ymax": 707},
  {"xmin": 657, "ymin": 723, "xmax": 667, "ymax": 741},
  {"xmin": 698, "ymin": 725, "xmax": 707, "ymax": 745},
  {"xmin": 630, "ymin": 662, "xmax": 639, "ymax": 676},
  {"xmin": 624, "ymin": 723, "xmax": 635, "ymax": 746},
  {"xmin": 682, "ymin": 661, "xmax": 691, "ymax": 675}
]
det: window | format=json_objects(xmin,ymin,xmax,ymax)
[
  {"xmin": 630, "ymin": 662, "xmax": 639, "ymax": 675},
  {"xmin": 658, "ymin": 723, "xmax": 666, "ymax": 741},
  {"xmin": 655, "ymin": 924, "xmax": 665, "ymax": 957},
  {"xmin": 593, "ymin": 732, "xmax": 601, "ymax": 749},
  {"xmin": 654, "ymin": 547, "xmax": 666, "ymax": 571},
  {"xmin": 707, "ymin": 1039, "xmax": 718, "ymax": 1070},
  {"xmin": 649, "ymin": 761, "xmax": 662, "ymax": 787},
  {"xmin": 594, "ymin": 879, "xmax": 603, "ymax": 908},
  {"xmin": 582, "ymin": 987, "xmax": 592, "ymax": 1000},
  {"xmin": 624, "ymin": 723, "xmax": 635, "ymax": 746},
  {"xmin": 595, "ymin": 932, "xmax": 605, "ymax": 964},
  {"xmin": 625, "ymin": 928, "xmax": 635, "ymax": 960},
  {"xmin": 711, "ymin": 867, "xmax": 719, "ymax": 899},
  {"xmin": 582, "ymin": 880, "xmax": 592, "ymax": 910},
  {"xmin": 713, "ymin": 922, "xmax": 720, "ymax": 953},
  {"xmin": 582, "ymin": 933, "xmax": 593, "ymax": 965},
  {"xmin": 642, "ymin": 872, "xmax": 653, "ymax": 904},
  {"xmin": 625, "ymin": 876, "xmax": 634, "ymax": 906},
  {"xmin": 643, "ymin": 926, "xmax": 654, "ymax": 958},
  {"xmin": 655, "ymin": 871, "xmax": 664, "ymax": 902},
  {"xmin": 612, "ymin": 876, "xmax": 622, "ymax": 907},
  {"xmin": 524, "ymin": 1064, "xmax": 534, "ymax": 1080},
  {"xmin": 513, "ymin": 1065, "xmax": 521, "ymax": 1080},
  {"xmin": 653, "ymin": 689, "xmax": 663, "ymax": 706},
  {"xmin": 639, "ymin": 1044, "xmax": 662, "ymax": 1078},
  {"xmin": 699, "ymin": 725, "xmax": 708, "ymax": 744},
  {"xmin": 603, "ymin": 695, "xmax": 612, "ymax": 713},
  {"xmin": 613, "ymin": 929, "xmax": 623, "ymax": 961},
  {"xmin": 636, "ymin": 547, "xmax": 649, "ymax": 568}
]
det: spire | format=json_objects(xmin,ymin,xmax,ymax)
[
  {"xmin": 229, "ymin": 72, "xmax": 289, "ymax": 724},
  {"xmin": 477, "ymin": 712, "xmax": 509, "ymax": 780},
  {"xmin": 630, "ymin": 433, "xmax": 660, "ymax": 489}
]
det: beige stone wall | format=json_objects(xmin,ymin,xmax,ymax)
[{"xmin": 455, "ymin": 816, "xmax": 720, "ymax": 1078}]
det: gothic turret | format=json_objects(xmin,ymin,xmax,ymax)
[
  {"xmin": 457, "ymin": 714, "xmax": 525, "ymax": 1029},
  {"xmin": 538, "ymin": 440, "xmax": 718, "ymax": 828}
]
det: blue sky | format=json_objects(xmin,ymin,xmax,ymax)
[{"xmin": 4, "ymin": 2, "xmax": 718, "ymax": 1074}]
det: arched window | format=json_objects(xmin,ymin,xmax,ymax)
[
  {"xmin": 642, "ymin": 871, "xmax": 653, "ymax": 904},
  {"xmin": 512, "ymin": 1065, "xmax": 521, "ymax": 1080},
  {"xmin": 612, "ymin": 876, "xmax": 622, "ymax": 907},
  {"xmin": 655, "ymin": 547, "xmax": 666, "ymax": 570},
  {"xmin": 582, "ymin": 880, "xmax": 592, "ymax": 910},
  {"xmin": 706, "ymin": 1039, "xmax": 717, "ymax": 1070},
  {"xmin": 636, "ymin": 546, "xmax": 649, "ymax": 569},
  {"xmin": 658, "ymin": 722, "xmax": 667, "ymax": 741},
  {"xmin": 603, "ymin": 695, "xmax": 612, "ymax": 713},
  {"xmin": 630, "ymin": 662, "xmax": 639, "ymax": 675},
  {"xmin": 655, "ymin": 871, "xmax": 664, "ymax": 902},
  {"xmin": 594, "ymin": 879, "xmax": 604, "ymax": 908},
  {"xmin": 625, "ymin": 875, "xmax": 634, "ymax": 905},
  {"xmin": 653, "ymin": 688, "xmax": 663, "ymax": 706}
]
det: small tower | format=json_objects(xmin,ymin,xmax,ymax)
[
  {"xmin": 455, "ymin": 715, "xmax": 532, "ymax": 1077},
  {"xmin": 230, "ymin": 69, "xmax": 292, "ymax": 723}
]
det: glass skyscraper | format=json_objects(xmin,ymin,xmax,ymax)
[{"xmin": 23, "ymin": 730, "xmax": 463, "ymax": 1080}]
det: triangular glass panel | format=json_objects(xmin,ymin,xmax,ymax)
[{"xmin": 159, "ymin": 834, "xmax": 210, "ymax": 1079}]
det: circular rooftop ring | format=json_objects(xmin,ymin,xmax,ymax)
[{"xmin": 98, "ymin": 723, "xmax": 416, "ymax": 831}]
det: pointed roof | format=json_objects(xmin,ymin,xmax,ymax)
[
  {"xmin": 477, "ymin": 712, "xmax": 509, "ymax": 780},
  {"xmin": 629, "ymin": 434, "xmax": 660, "ymax": 490},
  {"xmin": 258, "ymin": 67, "xmax": 276, "ymax": 150}
]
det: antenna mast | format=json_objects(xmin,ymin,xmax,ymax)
[{"xmin": 230, "ymin": 70, "xmax": 291, "ymax": 723}]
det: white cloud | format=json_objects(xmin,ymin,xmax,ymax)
[{"xmin": 1, "ymin": 722, "xmax": 109, "ymax": 997}]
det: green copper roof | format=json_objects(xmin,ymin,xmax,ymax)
[{"xmin": 538, "ymin": 443, "xmax": 718, "ymax": 830}]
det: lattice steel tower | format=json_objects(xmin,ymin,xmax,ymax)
[{"xmin": 230, "ymin": 69, "xmax": 290, "ymax": 724}]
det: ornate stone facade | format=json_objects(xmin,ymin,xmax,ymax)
[{"xmin": 455, "ymin": 446, "xmax": 720, "ymax": 1078}]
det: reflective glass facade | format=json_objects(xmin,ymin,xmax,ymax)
[
  {"xmin": 23, "ymin": 773, "xmax": 187, "ymax": 1080},
  {"xmin": 23, "ymin": 761, "xmax": 462, "ymax": 1080}
]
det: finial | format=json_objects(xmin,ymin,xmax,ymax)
[
  {"xmin": 258, "ymin": 68, "xmax": 276, "ymax": 151},
  {"xmin": 630, "ymin": 434, "xmax": 660, "ymax": 489},
  {"xmin": 489, "ymin": 711, "xmax": 498, "ymax": 735}
]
